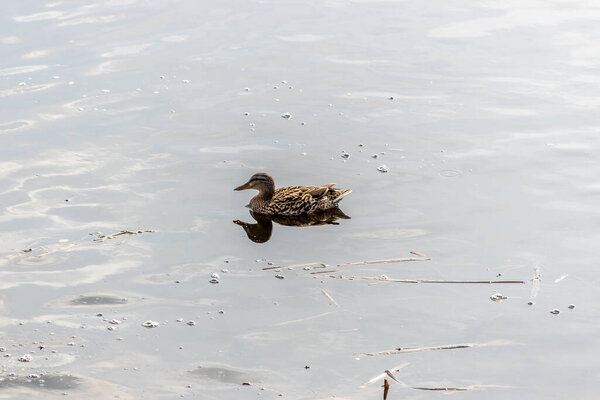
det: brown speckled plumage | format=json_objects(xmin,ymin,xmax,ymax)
[{"xmin": 234, "ymin": 173, "xmax": 351, "ymax": 216}]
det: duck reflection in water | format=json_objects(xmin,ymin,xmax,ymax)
[{"xmin": 233, "ymin": 208, "xmax": 351, "ymax": 243}]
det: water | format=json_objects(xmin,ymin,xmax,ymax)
[{"xmin": 1, "ymin": 0, "xmax": 600, "ymax": 398}]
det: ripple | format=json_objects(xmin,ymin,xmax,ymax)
[
  {"xmin": 100, "ymin": 43, "xmax": 152, "ymax": 58},
  {"xmin": 0, "ymin": 120, "xmax": 35, "ymax": 134},
  {"xmin": 350, "ymin": 228, "xmax": 428, "ymax": 240},
  {"xmin": 69, "ymin": 294, "xmax": 128, "ymax": 306},
  {"xmin": 277, "ymin": 34, "xmax": 324, "ymax": 42},
  {"xmin": 0, "ymin": 65, "xmax": 48, "ymax": 76},
  {"xmin": 0, "ymin": 374, "xmax": 80, "ymax": 390}
]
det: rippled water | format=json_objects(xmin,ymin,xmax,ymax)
[{"xmin": 1, "ymin": 0, "xmax": 600, "ymax": 399}]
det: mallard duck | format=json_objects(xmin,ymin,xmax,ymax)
[{"xmin": 234, "ymin": 173, "xmax": 351, "ymax": 216}]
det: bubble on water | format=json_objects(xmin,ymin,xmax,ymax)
[
  {"xmin": 303, "ymin": 267, "xmax": 311, "ymax": 271},
  {"xmin": 107, "ymin": 326, "xmax": 117, "ymax": 331},
  {"xmin": 182, "ymin": 79, "xmax": 190, "ymax": 84},
  {"xmin": 275, "ymin": 274, "xmax": 285, "ymax": 280},
  {"xmin": 340, "ymin": 151, "xmax": 350, "ymax": 159},
  {"xmin": 211, "ymin": 273, "xmax": 220, "ymax": 279},
  {"xmin": 377, "ymin": 165, "xmax": 389, "ymax": 173},
  {"xmin": 186, "ymin": 320, "xmax": 196, "ymax": 326},
  {"xmin": 108, "ymin": 319, "xmax": 120, "ymax": 325},
  {"xmin": 142, "ymin": 320, "xmax": 159, "ymax": 328},
  {"xmin": 568, "ymin": 304, "xmax": 575, "ymax": 309},
  {"xmin": 209, "ymin": 278, "xmax": 219, "ymax": 284},
  {"xmin": 550, "ymin": 309, "xmax": 560, "ymax": 315},
  {"xmin": 490, "ymin": 293, "xmax": 507, "ymax": 302},
  {"xmin": 221, "ymin": 268, "xmax": 229, "ymax": 273},
  {"xmin": 527, "ymin": 301, "xmax": 535, "ymax": 306},
  {"xmin": 67, "ymin": 342, "xmax": 75, "ymax": 346},
  {"xmin": 281, "ymin": 112, "xmax": 291, "ymax": 119},
  {"xmin": 101, "ymin": 89, "xmax": 110, "ymax": 93},
  {"xmin": 176, "ymin": 318, "xmax": 184, "ymax": 322},
  {"xmin": 18, "ymin": 354, "xmax": 32, "ymax": 362},
  {"xmin": 244, "ymin": 87, "xmax": 250, "ymax": 91}
]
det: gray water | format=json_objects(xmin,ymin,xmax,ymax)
[{"xmin": 1, "ymin": 0, "xmax": 600, "ymax": 399}]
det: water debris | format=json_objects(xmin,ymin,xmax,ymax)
[
  {"xmin": 263, "ymin": 256, "xmax": 429, "ymax": 271},
  {"xmin": 108, "ymin": 319, "xmax": 121, "ymax": 325},
  {"xmin": 383, "ymin": 379, "xmax": 390, "ymax": 400},
  {"xmin": 490, "ymin": 293, "xmax": 508, "ymax": 302},
  {"xmin": 354, "ymin": 341, "xmax": 510, "ymax": 357},
  {"xmin": 371, "ymin": 154, "xmax": 379, "ymax": 158},
  {"xmin": 186, "ymin": 320, "xmax": 196, "ymax": 326},
  {"xmin": 550, "ymin": 309, "xmax": 560, "ymax": 315},
  {"xmin": 554, "ymin": 274, "xmax": 568, "ymax": 283},
  {"xmin": 18, "ymin": 354, "xmax": 33, "ymax": 362},
  {"xmin": 274, "ymin": 274, "xmax": 285, "ymax": 279},
  {"xmin": 363, "ymin": 363, "xmax": 409, "ymax": 387},
  {"xmin": 321, "ymin": 289, "xmax": 339, "ymax": 307},
  {"xmin": 91, "ymin": 230, "xmax": 155, "ymax": 242},
  {"xmin": 22, "ymin": 248, "xmax": 32, "ymax": 253},
  {"xmin": 209, "ymin": 272, "xmax": 220, "ymax": 284},
  {"xmin": 377, "ymin": 165, "xmax": 390, "ymax": 173},
  {"xmin": 327, "ymin": 275, "xmax": 525, "ymax": 284},
  {"xmin": 413, "ymin": 384, "xmax": 510, "ymax": 391},
  {"xmin": 568, "ymin": 304, "xmax": 575, "ymax": 310},
  {"xmin": 142, "ymin": 320, "xmax": 159, "ymax": 328},
  {"xmin": 341, "ymin": 151, "xmax": 350, "ymax": 159},
  {"xmin": 281, "ymin": 112, "xmax": 292, "ymax": 119}
]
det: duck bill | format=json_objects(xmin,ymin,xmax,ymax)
[{"xmin": 234, "ymin": 182, "xmax": 252, "ymax": 191}]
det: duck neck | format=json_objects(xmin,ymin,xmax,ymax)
[{"xmin": 258, "ymin": 186, "xmax": 275, "ymax": 201}]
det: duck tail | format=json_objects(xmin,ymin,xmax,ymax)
[{"xmin": 332, "ymin": 189, "xmax": 352, "ymax": 203}]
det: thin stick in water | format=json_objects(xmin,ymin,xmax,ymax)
[
  {"xmin": 354, "ymin": 340, "xmax": 511, "ymax": 357},
  {"xmin": 321, "ymin": 289, "xmax": 339, "ymax": 307}
]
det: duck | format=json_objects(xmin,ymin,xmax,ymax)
[{"xmin": 234, "ymin": 173, "xmax": 352, "ymax": 216}]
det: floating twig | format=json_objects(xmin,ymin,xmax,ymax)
[
  {"xmin": 362, "ymin": 363, "xmax": 409, "ymax": 387},
  {"xmin": 262, "ymin": 262, "xmax": 320, "ymax": 271},
  {"xmin": 383, "ymin": 379, "xmax": 390, "ymax": 400},
  {"xmin": 321, "ymin": 289, "xmax": 339, "ymax": 307},
  {"xmin": 327, "ymin": 275, "xmax": 525, "ymax": 284},
  {"xmin": 410, "ymin": 251, "xmax": 426, "ymax": 257},
  {"xmin": 413, "ymin": 384, "xmax": 511, "ymax": 391},
  {"xmin": 554, "ymin": 274, "xmax": 568, "ymax": 283},
  {"xmin": 354, "ymin": 340, "xmax": 511, "ymax": 357},
  {"xmin": 310, "ymin": 270, "xmax": 337, "ymax": 275},
  {"xmin": 263, "ymin": 256, "xmax": 429, "ymax": 271},
  {"xmin": 335, "ymin": 257, "xmax": 429, "ymax": 268},
  {"xmin": 92, "ymin": 230, "xmax": 155, "ymax": 242}
]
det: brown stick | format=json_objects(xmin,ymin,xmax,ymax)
[
  {"xmin": 321, "ymin": 289, "xmax": 339, "ymax": 307},
  {"xmin": 327, "ymin": 275, "xmax": 525, "ymax": 284},
  {"xmin": 263, "ymin": 256, "xmax": 430, "ymax": 271},
  {"xmin": 354, "ymin": 340, "xmax": 511, "ymax": 357}
]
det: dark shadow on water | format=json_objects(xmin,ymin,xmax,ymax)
[
  {"xmin": 233, "ymin": 208, "xmax": 350, "ymax": 243},
  {"xmin": 69, "ymin": 295, "xmax": 128, "ymax": 306},
  {"xmin": 0, "ymin": 374, "xmax": 80, "ymax": 390}
]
